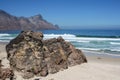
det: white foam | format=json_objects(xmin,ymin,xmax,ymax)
[
  {"xmin": 0, "ymin": 40, "xmax": 9, "ymax": 42},
  {"xmin": 77, "ymin": 47, "xmax": 100, "ymax": 51},
  {"xmin": 0, "ymin": 37, "xmax": 14, "ymax": 40},
  {"xmin": 78, "ymin": 47, "xmax": 120, "ymax": 56},
  {"xmin": 110, "ymin": 49, "xmax": 120, "ymax": 52},
  {"xmin": 74, "ymin": 37, "xmax": 120, "ymax": 41},
  {"xmin": 44, "ymin": 34, "xmax": 76, "ymax": 39},
  {"xmin": 77, "ymin": 40, "xmax": 89, "ymax": 43},
  {"xmin": 110, "ymin": 42, "xmax": 120, "ymax": 45},
  {"xmin": 0, "ymin": 33, "xmax": 10, "ymax": 37},
  {"xmin": 44, "ymin": 34, "xmax": 120, "ymax": 41},
  {"xmin": 79, "ymin": 47, "xmax": 120, "ymax": 52}
]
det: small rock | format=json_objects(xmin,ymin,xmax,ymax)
[
  {"xmin": 34, "ymin": 78, "xmax": 41, "ymax": 80},
  {"xmin": 97, "ymin": 57, "xmax": 102, "ymax": 59},
  {"xmin": 48, "ymin": 78, "xmax": 54, "ymax": 80},
  {"xmin": 0, "ymin": 60, "xmax": 14, "ymax": 80}
]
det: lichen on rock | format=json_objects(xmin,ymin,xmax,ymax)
[{"xmin": 6, "ymin": 31, "xmax": 87, "ymax": 79}]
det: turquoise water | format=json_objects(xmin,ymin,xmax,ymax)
[{"xmin": 0, "ymin": 29, "xmax": 120, "ymax": 56}]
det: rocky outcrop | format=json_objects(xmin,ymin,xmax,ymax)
[
  {"xmin": 0, "ymin": 10, "xmax": 59, "ymax": 30},
  {"xmin": 0, "ymin": 60, "xmax": 14, "ymax": 80},
  {"xmin": 6, "ymin": 31, "xmax": 87, "ymax": 79}
]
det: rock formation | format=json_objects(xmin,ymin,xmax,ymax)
[
  {"xmin": 0, "ymin": 10, "xmax": 59, "ymax": 30},
  {"xmin": 6, "ymin": 31, "xmax": 87, "ymax": 79},
  {"xmin": 0, "ymin": 60, "xmax": 14, "ymax": 80}
]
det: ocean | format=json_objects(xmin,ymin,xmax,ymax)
[{"xmin": 0, "ymin": 29, "xmax": 120, "ymax": 56}]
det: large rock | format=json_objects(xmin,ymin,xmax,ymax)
[{"xmin": 6, "ymin": 31, "xmax": 87, "ymax": 79}]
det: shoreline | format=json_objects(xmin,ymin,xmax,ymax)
[
  {"xmin": 83, "ymin": 50, "xmax": 120, "ymax": 58},
  {"xmin": 83, "ymin": 50, "xmax": 120, "ymax": 65},
  {"xmin": 0, "ymin": 42, "xmax": 120, "ymax": 80}
]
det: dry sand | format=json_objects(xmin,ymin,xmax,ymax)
[{"xmin": 0, "ymin": 43, "xmax": 120, "ymax": 80}]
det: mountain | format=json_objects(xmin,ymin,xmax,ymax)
[{"xmin": 0, "ymin": 10, "xmax": 59, "ymax": 30}]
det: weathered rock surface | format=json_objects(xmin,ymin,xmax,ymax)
[
  {"xmin": 0, "ymin": 60, "xmax": 14, "ymax": 80},
  {"xmin": 6, "ymin": 31, "xmax": 87, "ymax": 79}
]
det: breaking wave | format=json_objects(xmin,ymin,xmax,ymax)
[{"xmin": 0, "ymin": 33, "xmax": 120, "ymax": 56}]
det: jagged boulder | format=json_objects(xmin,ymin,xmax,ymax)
[{"xmin": 6, "ymin": 31, "xmax": 87, "ymax": 79}]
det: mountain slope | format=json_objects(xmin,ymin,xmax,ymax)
[{"xmin": 0, "ymin": 10, "xmax": 59, "ymax": 30}]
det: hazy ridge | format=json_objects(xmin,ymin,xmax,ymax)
[{"xmin": 0, "ymin": 10, "xmax": 59, "ymax": 30}]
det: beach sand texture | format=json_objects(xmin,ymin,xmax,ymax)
[{"xmin": 0, "ymin": 43, "xmax": 120, "ymax": 80}]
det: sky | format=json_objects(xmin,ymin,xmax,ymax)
[{"xmin": 0, "ymin": 0, "xmax": 120, "ymax": 29}]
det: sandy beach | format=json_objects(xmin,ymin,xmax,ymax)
[{"xmin": 0, "ymin": 42, "xmax": 120, "ymax": 80}]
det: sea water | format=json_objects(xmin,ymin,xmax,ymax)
[{"xmin": 0, "ymin": 29, "xmax": 120, "ymax": 56}]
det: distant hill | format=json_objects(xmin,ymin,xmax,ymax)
[{"xmin": 0, "ymin": 10, "xmax": 59, "ymax": 30}]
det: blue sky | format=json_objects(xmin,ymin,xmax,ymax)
[{"xmin": 0, "ymin": 0, "xmax": 120, "ymax": 29}]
